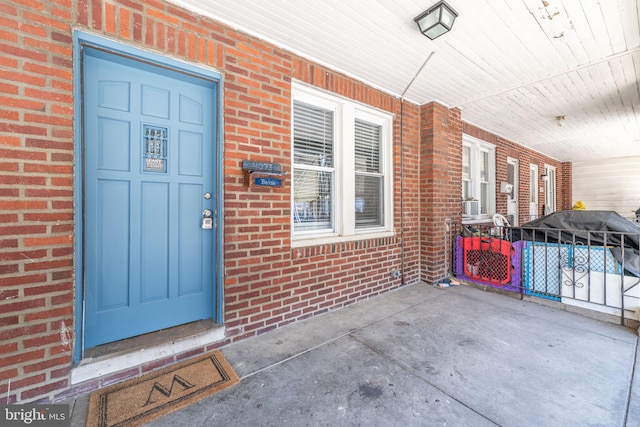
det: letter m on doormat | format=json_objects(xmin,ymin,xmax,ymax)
[{"xmin": 144, "ymin": 375, "xmax": 196, "ymax": 406}]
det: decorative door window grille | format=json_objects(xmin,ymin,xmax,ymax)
[{"xmin": 143, "ymin": 125, "xmax": 168, "ymax": 173}]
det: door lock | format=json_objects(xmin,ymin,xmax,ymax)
[{"xmin": 202, "ymin": 209, "xmax": 213, "ymax": 229}]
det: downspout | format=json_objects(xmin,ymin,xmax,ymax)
[{"xmin": 398, "ymin": 52, "xmax": 434, "ymax": 285}]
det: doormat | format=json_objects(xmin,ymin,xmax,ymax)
[{"xmin": 86, "ymin": 351, "xmax": 239, "ymax": 427}]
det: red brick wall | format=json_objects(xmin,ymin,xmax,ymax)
[
  {"xmin": 463, "ymin": 123, "xmax": 566, "ymax": 223},
  {"xmin": 222, "ymin": 54, "xmax": 421, "ymax": 340},
  {"xmin": 396, "ymin": 102, "xmax": 421, "ymax": 281},
  {"xmin": 420, "ymin": 103, "xmax": 462, "ymax": 284},
  {"xmin": 0, "ymin": 0, "xmax": 420, "ymax": 403},
  {"xmin": 0, "ymin": 0, "xmax": 572, "ymax": 404},
  {"xmin": 560, "ymin": 162, "xmax": 573, "ymax": 210},
  {"xmin": 0, "ymin": 0, "xmax": 76, "ymax": 403}
]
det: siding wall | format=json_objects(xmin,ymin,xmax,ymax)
[{"xmin": 572, "ymin": 157, "xmax": 640, "ymax": 219}]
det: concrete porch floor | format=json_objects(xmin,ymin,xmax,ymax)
[{"xmin": 68, "ymin": 283, "xmax": 640, "ymax": 426}]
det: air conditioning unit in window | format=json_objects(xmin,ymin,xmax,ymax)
[{"xmin": 462, "ymin": 200, "xmax": 481, "ymax": 219}]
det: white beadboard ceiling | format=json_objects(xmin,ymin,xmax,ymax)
[{"xmin": 171, "ymin": 0, "xmax": 640, "ymax": 162}]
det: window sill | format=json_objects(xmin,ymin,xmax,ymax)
[
  {"xmin": 291, "ymin": 230, "xmax": 395, "ymax": 249},
  {"xmin": 462, "ymin": 217, "xmax": 493, "ymax": 225}
]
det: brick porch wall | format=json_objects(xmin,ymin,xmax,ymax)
[
  {"xmin": 0, "ymin": 0, "xmax": 572, "ymax": 404},
  {"xmin": 560, "ymin": 162, "xmax": 573, "ymax": 210},
  {"xmin": 0, "ymin": 0, "xmax": 421, "ymax": 403},
  {"xmin": 463, "ymin": 123, "xmax": 568, "ymax": 223},
  {"xmin": 419, "ymin": 103, "xmax": 462, "ymax": 284}
]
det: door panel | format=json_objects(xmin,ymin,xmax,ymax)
[
  {"xmin": 97, "ymin": 180, "xmax": 130, "ymax": 310},
  {"xmin": 140, "ymin": 182, "xmax": 170, "ymax": 302},
  {"xmin": 178, "ymin": 183, "xmax": 205, "ymax": 296},
  {"xmin": 83, "ymin": 47, "xmax": 217, "ymax": 349}
]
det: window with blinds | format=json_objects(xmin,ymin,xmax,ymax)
[
  {"xmin": 355, "ymin": 119, "xmax": 383, "ymax": 228},
  {"xmin": 291, "ymin": 83, "xmax": 393, "ymax": 243},
  {"xmin": 462, "ymin": 135, "xmax": 496, "ymax": 220},
  {"xmin": 479, "ymin": 150, "xmax": 490, "ymax": 214},
  {"xmin": 292, "ymin": 101, "xmax": 334, "ymax": 232}
]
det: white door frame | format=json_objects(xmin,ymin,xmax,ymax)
[
  {"xmin": 507, "ymin": 157, "xmax": 519, "ymax": 226},
  {"xmin": 544, "ymin": 164, "xmax": 557, "ymax": 215},
  {"xmin": 529, "ymin": 164, "xmax": 539, "ymax": 221}
]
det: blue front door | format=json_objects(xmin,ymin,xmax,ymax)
[{"xmin": 83, "ymin": 47, "xmax": 217, "ymax": 349}]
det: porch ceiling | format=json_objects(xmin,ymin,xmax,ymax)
[{"xmin": 171, "ymin": 0, "xmax": 640, "ymax": 162}]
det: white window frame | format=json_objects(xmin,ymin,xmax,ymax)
[
  {"xmin": 291, "ymin": 82, "xmax": 394, "ymax": 247},
  {"xmin": 462, "ymin": 134, "xmax": 496, "ymax": 222}
]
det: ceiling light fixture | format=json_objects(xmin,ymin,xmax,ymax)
[
  {"xmin": 555, "ymin": 115, "xmax": 566, "ymax": 127},
  {"xmin": 414, "ymin": 1, "xmax": 458, "ymax": 40}
]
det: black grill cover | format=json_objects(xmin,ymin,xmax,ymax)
[{"xmin": 513, "ymin": 210, "xmax": 640, "ymax": 276}]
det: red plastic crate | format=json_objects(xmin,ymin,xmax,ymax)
[{"xmin": 462, "ymin": 237, "xmax": 512, "ymax": 285}]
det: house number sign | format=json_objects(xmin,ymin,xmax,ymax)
[{"xmin": 242, "ymin": 160, "xmax": 286, "ymax": 188}]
